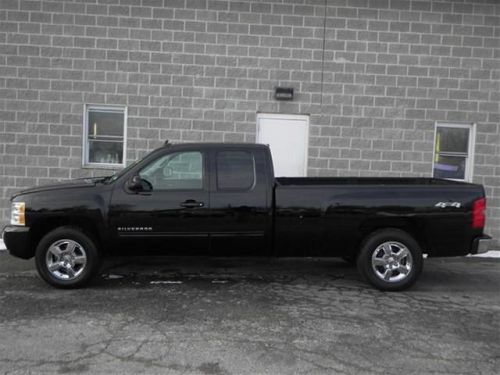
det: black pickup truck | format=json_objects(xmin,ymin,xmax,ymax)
[{"xmin": 3, "ymin": 142, "xmax": 492, "ymax": 290}]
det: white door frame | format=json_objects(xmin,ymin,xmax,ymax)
[{"xmin": 256, "ymin": 113, "xmax": 310, "ymax": 177}]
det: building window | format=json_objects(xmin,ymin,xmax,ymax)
[
  {"xmin": 433, "ymin": 123, "xmax": 475, "ymax": 182},
  {"xmin": 83, "ymin": 105, "xmax": 126, "ymax": 167}
]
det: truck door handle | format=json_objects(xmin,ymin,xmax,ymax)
[{"xmin": 180, "ymin": 200, "xmax": 204, "ymax": 208}]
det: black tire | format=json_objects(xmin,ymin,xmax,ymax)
[
  {"xmin": 35, "ymin": 226, "xmax": 101, "ymax": 289},
  {"xmin": 356, "ymin": 229, "xmax": 423, "ymax": 291}
]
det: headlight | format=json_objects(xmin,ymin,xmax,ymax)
[{"xmin": 11, "ymin": 202, "xmax": 25, "ymax": 226}]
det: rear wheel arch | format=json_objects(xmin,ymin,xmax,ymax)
[{"xmin": 357, "ymin": 218, "xmax": 428, "ymax": 257}]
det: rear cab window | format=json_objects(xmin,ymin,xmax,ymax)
[{"xmin": 216, "ymin": 151, "xmax": 256, "ymax": 191}]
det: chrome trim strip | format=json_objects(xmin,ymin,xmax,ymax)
[{"xmin": 118, "ymin": 233, "xmax": 208, "ymax": 238}]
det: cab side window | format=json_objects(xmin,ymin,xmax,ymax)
[
  {"xmin": 216, "ymin": 151, "xmax": 255, "ymax": 190},
  {"xmin": 139, "ymin": 151, "xmax": 203, "ymax": 190}
]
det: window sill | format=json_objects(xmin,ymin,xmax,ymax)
[{"xmin": 82, "ymin": 163, "xmax": 125, "ymax": 170}]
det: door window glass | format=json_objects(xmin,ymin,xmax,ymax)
[
  {"xmin": 216, "ymin": 151, "xmax": 255, "ymax": 190},
  {"xmin": 140, "ymin": 151, "xmax": 203, "ymax": 190}
]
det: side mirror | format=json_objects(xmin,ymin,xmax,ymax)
[{"xmin": 127, "ymin": 175, "xmax": 151, "ymax": 192}]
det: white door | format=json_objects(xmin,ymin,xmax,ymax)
[{"xmin": 256, "ymin": 114, "xmax": 309, "ymax": 177}]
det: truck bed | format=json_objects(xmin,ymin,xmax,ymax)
[{"xmin": 273, "ymin": 177, "xmax": 485, "ymax": 258}]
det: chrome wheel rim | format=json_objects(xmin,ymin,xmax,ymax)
[
  {"xmin": 371, "ymin": 241, "xmax": 413, "ymax": 283},
  {"xmin": 45, "ymin": 239, "xmax": 87, "ymax": 281}
]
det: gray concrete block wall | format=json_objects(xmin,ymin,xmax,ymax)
[{"xmin": 1, "ymin": 0, "xmax": 500, "ymax": 240}]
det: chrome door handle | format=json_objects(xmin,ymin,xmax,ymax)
[{"xmin": 180, "ymin": 200, "xmax": 204, "ymax": 208}]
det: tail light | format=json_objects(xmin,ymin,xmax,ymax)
[{"xmin": 472, "ymin": 198, "xmax": 486, "ymax": 229}]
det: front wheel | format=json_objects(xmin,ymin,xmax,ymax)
[
  {"xmin": 35, "ymin": 227, "xmax": 101, "ymax": 289},
  {"xmin": 357, "ymin": 229, "xmax": 423, "ymax": 291}
]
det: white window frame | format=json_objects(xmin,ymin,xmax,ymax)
[
  {"xmin": 432, "ymin": 122, "xmax": 475, "ymax": 182},
  {"xmin": 83, "ymin": 104, "xmax": 127, "ymax": 169}
]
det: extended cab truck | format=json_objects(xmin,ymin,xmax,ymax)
[{"xmin": 3, "ymin": 143, "xmax": 493, "ymax": 291}]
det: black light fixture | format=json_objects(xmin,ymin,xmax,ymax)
[{"xmin": 275, "ymin": 87, "xmax": 294, "ymax": 101}]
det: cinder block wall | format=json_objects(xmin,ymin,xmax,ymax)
[{"xmin": 1, "ymin": 0, "xmax": 499, "ymax": 241}]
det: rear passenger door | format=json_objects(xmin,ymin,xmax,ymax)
[{"xmin": 208, "ymin": 148, "xmax": 271, "ymax": 255}]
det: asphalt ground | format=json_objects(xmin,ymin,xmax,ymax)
[{"xmin": 0, "ymin": 252, "xmax": 499, "ymax": 375}]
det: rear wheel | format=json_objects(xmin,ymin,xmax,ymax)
[
  {"xmin": 357, "ymin": 229, "xmax": 423, "ymax": 291},
  {"xmin": 35, "ymin": 227, "xmax": 101, "ymax": 289}
]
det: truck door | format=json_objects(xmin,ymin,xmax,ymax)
[
  {"xmin": 108, "ymin": 149, "xmax": 210, "ymax": 254},
  {"xmin": 208, "ymin": 148, "xmax": 272, "ymax": 255}
]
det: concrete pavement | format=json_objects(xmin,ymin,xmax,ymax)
[{"xmin": 0, "ymin": 253, "xmax": 499, "ymax": 374}]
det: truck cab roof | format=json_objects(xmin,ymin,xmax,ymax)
[{"xmin": 159, "ymin": 142, "xmax": 270, "ymax": 151}]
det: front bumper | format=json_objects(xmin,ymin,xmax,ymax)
[
  {"xmin": 2, "ymin": 226, "xmax": 33, "ymax": 259},
  {"xmin": 471, "ymin": 235, "xmax": 494, "ymax": 255}
]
